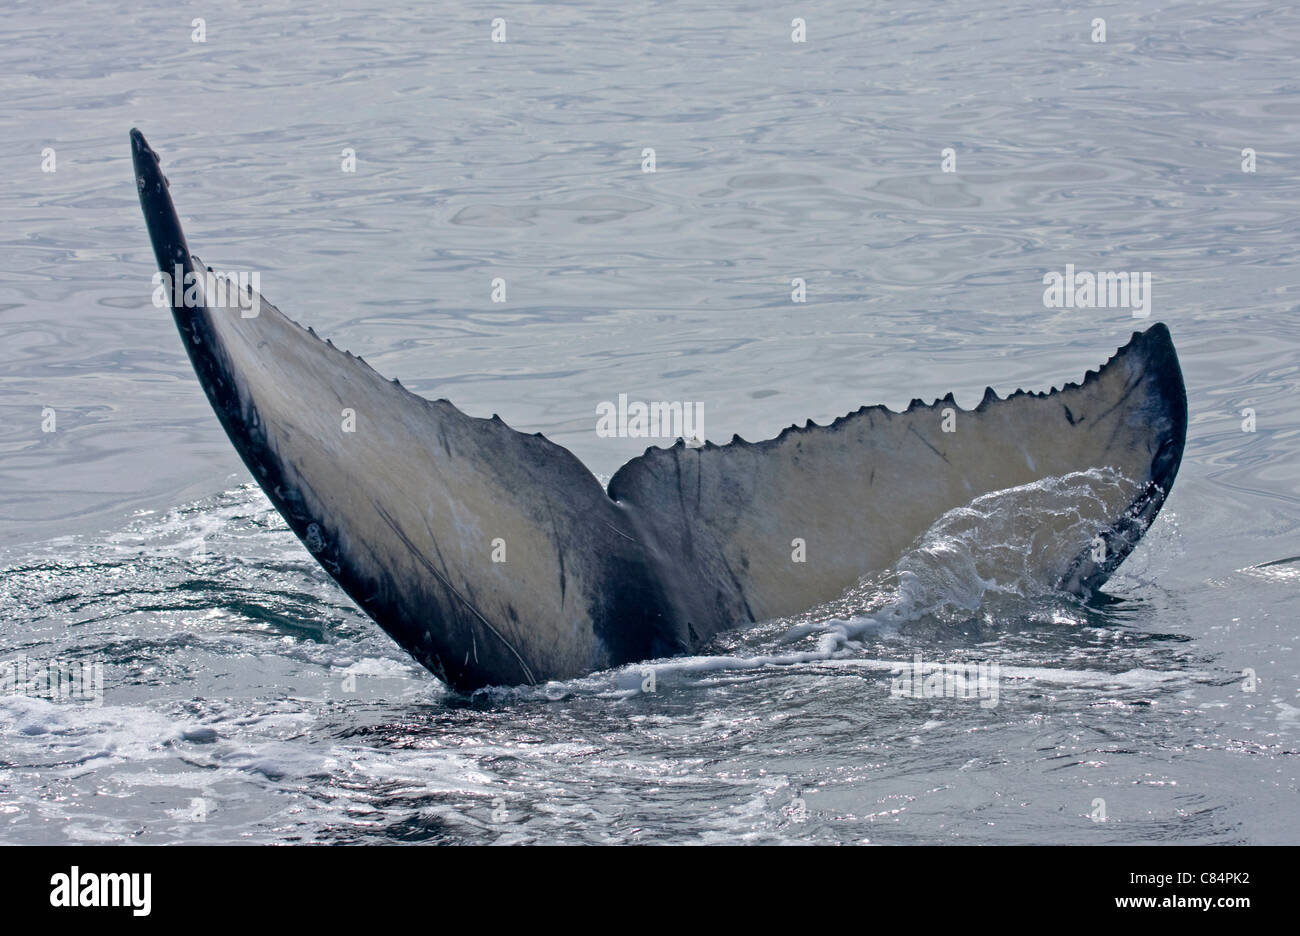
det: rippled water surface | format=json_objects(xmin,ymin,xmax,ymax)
[{"xmin": 1, "ymin": 0, "xmax": 1298, "ymax": 844}]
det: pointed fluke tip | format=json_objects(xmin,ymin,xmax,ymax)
[
  {"xmin": 130, "ymin": 128, "xmax": 193, "ymax": 276},
  {"xmin": 129, "ymin": 128, "xmax": 159, "ymax": 169},
  {"xmin": 1123, "ymin": 320, "xmax": 1174, "ymax": 356}
]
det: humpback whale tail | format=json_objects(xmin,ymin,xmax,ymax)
[{"xmin": 130, "ymin": 129, "xmax": 1187, "ymax": 693}]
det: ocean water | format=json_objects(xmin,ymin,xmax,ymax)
[{"xmin": 1, "ymin": 0, "xmax": 1298, "ymax": 844}]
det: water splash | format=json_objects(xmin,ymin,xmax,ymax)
[{"xmin": 782, "ymin": 468, "xmax": 1134, "ymax": 653}]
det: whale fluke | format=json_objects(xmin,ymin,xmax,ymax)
[{"xmin": 131, "ymin": 129, "xmax": 1186, "ymax": 692}]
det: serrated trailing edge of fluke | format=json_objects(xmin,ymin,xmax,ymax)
[
  {"xmin": 633, "ymin": 326, "xmax": 1152, "ymax": 460},
  {"xmin": 211, "ymin": 262, "xmax": 539, "ymax": 438},
  {"xmin": 199, "ymin": 232, "xmax": 1155, "ymax": 477}
]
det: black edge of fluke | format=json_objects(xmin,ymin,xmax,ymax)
[
  {"xmin": 1058, "ymin": 321, "xmax": 1188, "ymax": 598},
  {"xmin": 131, "ymin": 130, "xmax": 227, "ymax": 418},
  {"xmin": 131, "ymin": 129, "xmax": 193, "ymax": 285},
  {"xmin": 129, "ymin": 132, "xmax": 371, "ymax": 677}
]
